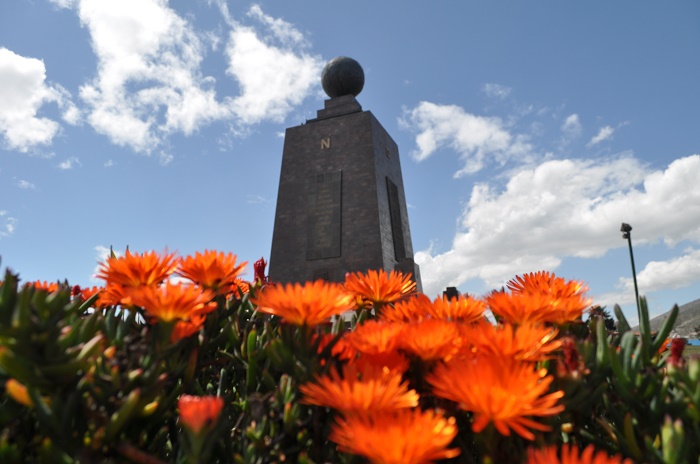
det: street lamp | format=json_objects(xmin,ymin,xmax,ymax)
[{"xmin": 620, "ymin": 223, "xmax": 641, "ymax": 315}]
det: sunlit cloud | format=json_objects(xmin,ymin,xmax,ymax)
[
  {"xmin": 67, "ymin": 0, "xmax": 231, "ymax": 153},
  {"xmin": 225, "ymin": 5, "xmax": 323, "ymax": 124},
  {"xmin": 588, "ymin": 125, "xmax": 614, "ymax": 146},
  {"xmin": 559, "ymin": 113, "xmax": 582, "ymax": 146},
  {"xmin": 483, "ymin": 83, "xmax": 512, "ymax": 99},
  {"xmin": 0, "ymin": 210, "xmax": 18, "ymax": 239},
  {"xmin": 0, "ymin": 48, "xmax": 65, "ymax": 152},
  {"xmin": 47, "ymin": 1, "xmax": 322, "ymax": 155},
  {"xmin": 58, "ymin": 157, "xmax": 81, "ymax": 170},
  {"xmin": 400, "ymin": 101, "xmax": 533, "ymax": 177},
  {"xmin": 416, "ymin": 154, "xmax": 700, "ymax": 298}
]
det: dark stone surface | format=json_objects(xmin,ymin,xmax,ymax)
[
  {"xmin": 306, "ymin": 171, "xmax": 342, "ymax": 260},
  {"xmin": 386, "ymin": 178, "xmax": 406, "ymax": 260},
  {"xmin": 321, "ymin": 57, "xmax": 365, "ymax": 98},
  {"xmin": 315, "ymin": 95, "xmax": 362, "ymax": 120},
  {"xmin": 269, "ymin": 97, "xmax": 421, "ymax": 291}
]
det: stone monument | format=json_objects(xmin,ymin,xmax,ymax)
[{"xmin": 268, "ymin": 56, "xmax": 422, "ymax": 290}]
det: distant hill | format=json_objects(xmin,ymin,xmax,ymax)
[{"xmin": 633, "ymin": 298, "xmax": 700, "ymax": 338}]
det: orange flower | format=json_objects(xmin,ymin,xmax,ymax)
[
  {"xmin": 501, "ymin": 272, "xmax": 591, "ymax": 324},
  {"xmin": 656, "ymin": 337, "xmax": 670, "ymax": 356},
  {"xmin": 486, "ymin": 291, "xmax": 586, "ymax": 326},
  {"xmin": 344, "ymin": 269, "xmax": 416, "ymax": 307},
  {"xmin": 315, "ymin": 333, "xmax": 357, "ymax": 361},
  {"xmin": 459, "ymin": 321, "xmax": 562, "ymax": 362},
  {"xmin": 354, "ymin": 351, "xmax": 411, "ymax": 375},
  {"xmin": 346, "ymin": 320, "xmax": 405, "ymax": 355},
  {"xmin": 96, "ymin": 284, "xmax": 132, "ymax": 308},
  {"xmin": 330, "ymin": 409, "xmax": 460, "ymax": 464},
  {"xmin": 76, "ymin": 285, "xmax": 102, "ymax": 302},
  {"xmin": 398, "ymin": 319, "xmax": 461, "ymax": 362},
  {"xmin": 300, "ymin": 365, "xmax": 419, "ymax": 413},
  {"xmin": 429, "ymin": 294, "xmax": 486, "ymax": 322},
  {"xmin": 178, "ymin": 395, "xmax": 224, "ymax": 434},
  {"xmin": 171, "ymin": 313, "xmax": 207, "ymax": 342},
  {"xmin": 96, "ymin": 250, "xmax": 177, "ymax": 288},
  {"xmin": 251, "ymin": 281, "xmax": 355, "ymax": 326},
  {"xmin": 526, "ymin": 444, "xmax": 633, "ymax": 464},
  {"xmin": 427, "ymin": 355, "xmax": 564, "ymax": 440},
  {"xmin": 379, "ymin": 293, "xmax": 434, "ymax": 322},
  {"xmin": 508, "ymin": 271, "xmax": 586, "ymax": 298},
  {"xmin": 177, "ymin": 251, "xmax": 247, "ymax": 295},
  {"xmin": 25, "ymin": 280, "xmax": 59, "ymax": 293},
  {"xmin": 131, "ymin": 282, "xmax": 216, "ymax": 323},
  {"xmin": 231, "ymin": 278, "xmax": 250, "ymax": 296}
]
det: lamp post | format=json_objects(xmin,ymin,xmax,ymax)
[{"xmin": 620, "ymin": 223, "xmax": 640, "ymax": 315}]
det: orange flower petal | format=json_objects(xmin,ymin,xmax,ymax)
[
  {"xmin": 398, "ymin": 319, "xmax": 461, "ymax": 362},
  {"xmin": 330, "ymin": 409, "xmax": 460, "ymax": 464},
  {"xmin": 344, "ymin": 269, "xmax": 416, "ymax": 307},
  {"xmin": 251, "ymin": 281, "xmax": 355, "ymax": 326},
  {"xmin": 96, "ymin": 250, "xmax": 177, "ymax": 288},
  {"xmin": 131, "ymin": 282, "xmax": 216, "ymax": 323},
  {"xmin": 427, "ymin": 355, "xmax": 565, "ymax": 440},
  {"xmin": 300, "ymin": 365, "xmax": 419, "ymax": 413},
  {"xmin": 526, "ymin": 444, "xmax": 634, "ymax": 464},
  {"xmin": 177, "ymin": 250, "xmax": 247, "ymax": 295}
]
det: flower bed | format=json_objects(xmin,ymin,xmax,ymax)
[{"xmin": 0, "ymin": 250, "xmax": 697, "ymax": 463}]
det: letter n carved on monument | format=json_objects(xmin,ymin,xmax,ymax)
[
  {"xmin": 307, "ymin": 171, "xmax": 342, "ymax": 260},
  {"xmin": 320, "ymin": 137, "xmax": 331, "ymax": 150}
]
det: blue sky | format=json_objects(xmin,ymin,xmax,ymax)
[{"xmin": 1, "ymin": 0, "xmax": 699, "ymax": 324}]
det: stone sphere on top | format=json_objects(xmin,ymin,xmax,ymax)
[{"xmin": 321, "ymin": 56, "xmax": 365, "ymax": 98}]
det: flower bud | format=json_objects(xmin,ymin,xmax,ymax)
[{"xmin": 6, "ymin": 379, "xmax": 33, "ymax": 407}]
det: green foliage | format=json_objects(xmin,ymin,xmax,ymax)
[{"xmin": 561, "ymin": 299, "xmax": 699, "ymax": 463}]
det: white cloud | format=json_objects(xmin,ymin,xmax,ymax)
[
  {"xmin": 246, "ymin": 194, "xmax": 269, "ymax": 204},
  {"xmin": 483, "ymin": 83, "xmax": 512, "ymax": 99},
  {"xmin": 225, "ymin": 5, "xmax": 323, "ymax": 124},
  {"xmin": 400, "ymin": 101, "xmax": 532, "ymax": 177},
  {"xmin": 246, "ymin": 5, "xmax": 305, "ymax": 45},
  {"xmin": 588, "ymin": 125, "xmax": 614, "ymax": 146},
  {"xmin": 0, "ymin": 210, "xmax": 18, "ymax": 239},
  {"xmin": 17, "ymin": 180, "xmax": 36, "ymax": 189},
  {"xmin": 208, "ymin": 0, "xmax": 235, "ymax": 26},
  {"xmin": 561, "ymin": 113, "xmax": 582, "ymax": 139},
  {"xmin": 48, "ymin": 0, "xmax": 77, "ymax": 8},
  {"xmin": 596, "ymin": 247, "xmax": 700, "ymax": 318},
  {"xmin": 72, "ymin": 0, "xmax": 230, "ymax": 153},
  {"xmin": 415, "ymin": 154, "xmax": 700, "ymax": 297},
  {"xmin": 59, "ymin": 94, "xmax": 82, "ymax": 125},
  {"xmin": 58, "ymin": 157, "xmax": 81, "ymax": 170},
  {"xmin": 621, "ymin": 248, "xmax": 700, "ymax": 294},
  {"xmin": 104, "ymin": 159, "xmax": 114, "ymax": 167},
  {"xmin": 54, "ymin": 1, "xmax": 321, "ymax": 154},
  {"xmin": 158, "ymin": 151, "xmax": 173, "ymax": 166},
  {"xmin": 0, "ymin": 48, "xmax": 65, "ymax": 152}
]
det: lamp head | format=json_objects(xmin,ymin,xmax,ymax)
[{"xmin": 621, "ymin": 223, "xmax": 632, "ymax": 239}]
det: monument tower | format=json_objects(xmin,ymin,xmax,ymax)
[{"xmin": 268, "ymin": 57, "xmax": 421, "ymax": 290}]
